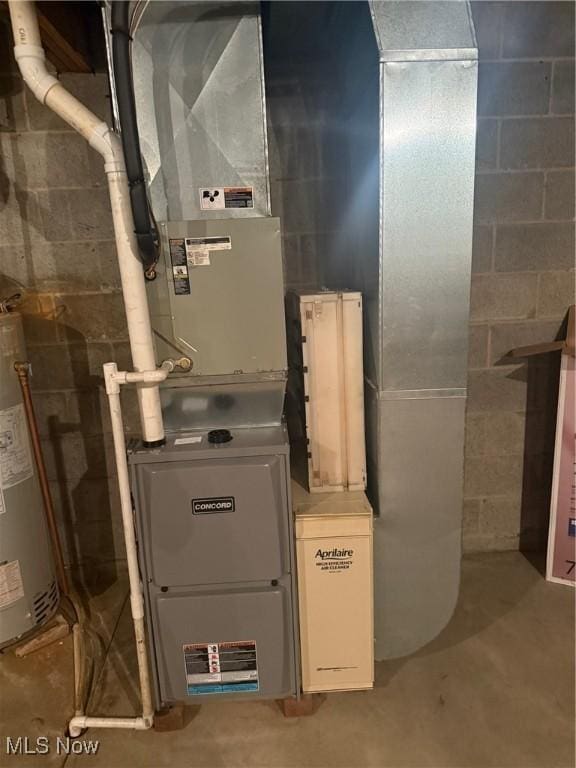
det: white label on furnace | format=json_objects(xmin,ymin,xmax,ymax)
[
  {"xmin": 175, "ymin": 436, "xmax": 202, "ymax": 446},
  {"xmin": 0, "ymin": 559, "xmax": 25, "ymax": 608},
  {"xmin": 0, "ymin": 404, "xmax": 33, "ymax": 489},
  {"xmin": 199, "ymin": 187, "xmax": 254, "ymax": 211},
  {"xmin": 188, "ymin": 251, "xmax": 211, "ymax": 267}
]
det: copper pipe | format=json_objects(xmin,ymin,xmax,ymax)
[{"xmin": 14, "ymin": 361, "xmax": 70, "ymax": 597}]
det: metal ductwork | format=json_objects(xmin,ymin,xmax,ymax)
[{"xmin": 264, "ymin": 0, "xmax": 478, "ymax": 659}]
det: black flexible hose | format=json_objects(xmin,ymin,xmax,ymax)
[{"xmin": 110, "ymin": 1, "xmax": 158, "ymax": 271}]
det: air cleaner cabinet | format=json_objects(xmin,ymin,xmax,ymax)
[{"xmin": 293, "ymin": 482, "xmax": 374, "ymax": 693}]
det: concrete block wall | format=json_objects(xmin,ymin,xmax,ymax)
[
  {"xmin": 0, "ymin": 20, "xmax": 133, "ymax": 581},
  {"xmin": 464, "ymin": 1, "xmax": 575, "ymax": 552}
]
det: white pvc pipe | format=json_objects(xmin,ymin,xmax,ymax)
[
  {"xmin": 9, "ymin": 0, "xmax": 165, "ymax": 446},
  {"xmin": 68, "ymin": 361, "xmax": 171, "ymax": 739},
  {"xmin": 69, "ymin": 717, "xmax": 150, "ymax": 735}
]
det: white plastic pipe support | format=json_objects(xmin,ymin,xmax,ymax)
[{"xmin": 68, "ymin": 717, "xmax": 152, "ymax": 738}]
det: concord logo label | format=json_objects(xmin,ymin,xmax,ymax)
[{"xmin": 192, "ymin": 497, "xmax": 235, "ymax": 515}]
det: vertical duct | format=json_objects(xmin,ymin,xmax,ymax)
[
  {"xmin": 359, "ymin": 1, "xmax": 478, "ymax": 659},
  {"xmin": 269, "ymin": 0, "xmax": 478, "ymax": 659}
]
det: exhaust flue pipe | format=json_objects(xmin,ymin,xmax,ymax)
[{"xmin": 9, "ymin": 0, "xmax": 165, "ymax": 447}]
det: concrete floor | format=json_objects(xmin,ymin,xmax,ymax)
[{"xmin": 0, "ymin": 552, "xmax": 574, "ymax": 768}]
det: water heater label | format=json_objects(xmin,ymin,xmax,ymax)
[
  {"xmin": 184, "ymin": 641, "xmax": 259, "ymax": 695},
  {"xmin": 0, "ymin": 559, "xmax": 25, "ymax": 608},
  {"xmin": 0, "ymin": 404, "xmax": 33, "ymax": 490},
  {"xmin": 199, "ymin": 187, "xmax": 254, "ymax": 210},
  {"xmin": 192, "ymin": 497, "xmax": 235, "ymax": 514}
]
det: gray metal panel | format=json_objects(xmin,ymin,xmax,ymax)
[
  {"xmin": 373, "ymin": 396, "xmax": 466, "ymax": 660},
  {"xmin": 153, "ymin": 581, "xmax": 296, "ymax": 702},
  {"xmin": 370, "ymin": 1, "xmax": 477, "ymax": 61},
  {"xmin": 378, "ymin": 57, "xmax": 477, "ymax": 391},
  {"xmin": 132, "ymin": 1, "xmax": 270, "ymax": 221},
  {"xmin": 150, "ymin": 218, "xmax": 287, "ymax": 377},
  {"xmin": 129, "ymin": 425, "xmax": 290, "ymax": 463},
  {"xmin": 160, "ymin": 378, "xmax": 285, "ymax": 431},
  {"xmin": 137, "ymin": 455, "xmax": 290, "ymax": 586}
]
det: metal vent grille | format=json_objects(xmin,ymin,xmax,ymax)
[{"xmin": 32, "ymin": 580, "xmax": 59, "ymax": 626}]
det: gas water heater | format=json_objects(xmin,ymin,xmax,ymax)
[
  {"xmin": 105, "ymin": 1, "xmax": 299, "ymax": 706},
  {"xmin": 0, "ymin": 310, "xmax": 59, "ymax": 647}
]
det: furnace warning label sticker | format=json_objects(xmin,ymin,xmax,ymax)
[
  {"xmin": 169, "ymin": 238, "xmax": 191, "ymax": 295},
  {"xmin": 0, "ymin": 559, "xmax": 25, "ymax": 609},
  {"xmin": 184, "ymin": 641, "xmax": 259, "ymax": 695},
  {"xmin": 0, "ymin": 404, "xmax": 33, "ymax": 490},
  {"xmin": 199, "ymin": 187, "xmax": 254, "ymax": 210},
  {"xmin": 184, "ymin": 236, "xmax": 232, "ymax": 268}
]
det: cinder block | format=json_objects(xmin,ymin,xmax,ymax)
[
  {"xmin": 472, "ymin": 225, "xmax": 493, "ymax": 273},
  {"xmin": 26, "ymin": 73, "xmax": 111, "ymax": 130},
  {"xmin": 476, "ymin": 119, "xmax": 498, "ymax": 171},
  {"xmin": 477, "ymin": 62, "xmax": 551, "ymax": 117},
  {"xmin": 68, "ymin": 343, "xmax": 115, "ymax": 388},
  {"xmin": 275, "ymin": 179, "xmax": 318, "ymax": 235},
  {"xmin": 30, "ymin": 391, "xmax": 69, "ymax": 438},
  {"xmin": 462, "ymin": 498, "xmax": 481, "ymax": 535},
  {"xmin": 0, "ymin": 246, "xmax": 31, "ymax": 290},
  {"xmin": 26, "ymin": 242, "xmax": 110, "ymax": 292},
  {"xmin": 55, "ymin": 293, "xmax": 128, "ymax": 342},
  {"xmin": 551, "ymin": 61, "xmax": 575, "ymax": 115},
  {"xmin": 67, "ymin": 389, "xmax": 107, "ymax": 436},
  {"xmin": 470, "ymin": 273, "xmax": 538, "ymax": 321},
  {"xmin": 464, "ymin": 412, "xmax": 486, "ymax": 457},
  {"xmin": 483, "ymin": 411, "xmax": 526, "ymax": 456},
  {"xmin": 480, "ymin": 496, "xmax": 521, "ymax": 538},
  {"xmin": 282, "ymin": 235, "xmax": 301, "ymax": 287},
  {"xmin": 544, "ymin": 171, "xmax": 575, "ymax": 220},
  {"xmin": 467, "ymin": 367, "xmax": 527, "ymax": 413},
  {"xmin": 537, "ymin": 271, "xmax": 575, "ymax": 318},
  {"xmin": 495, "ymin": 222, "xmax": 575, "ymax": 271},
  {"xmin": 468, "ymin": 324, "xmax": 489, "ymax": 369},
  {"xmin": 27, "ymin": 344, "xmax": 74, "ymax": 390},
  {"xmin": 470, "ymin": 2, "xmax": 503, "ymax": 59},
  {"xmin": 269, "ymin": 124, "xmax": 322, "ymax": 181},
  {"xmin": 98, "ymin": 241, "xmax": 121, "ymax": 290},
  {"xmin": 0, "ymin": 23, "xmax": 18, "ymax": 73},
  {"xmin": 463, "ymin": 532, "xmax": 520, "ymax": 552},
  {"xmin": 464, "ymin": 454, "xmax": 523, "ymax": 497},
  {"xmin": 500, "ymin": 118, "xmax": 574, "ymax": 170},
  {"xmin": 502, "ymin": 2, "xmax": 575, "ymax": 58},
  {"xmin": 41, "ymin": 431, "xmax": 115, "ymax": 484},
  {"xmin": 0, "ymin": 190, "xmax": 42, "ymax": 246},
  {"xmin": 9, "ymin": 132, "xmax": 94, "ymax": 189},
  {"xmin": 490, "ymin": 320, "xmax": 562, "ymax": 365},
  {"xmin": 36, "ymin": 189, "xmax": 114, "ymax": 241},
  {"xmin": 300, "ymin": 233, "xmax": 324, "ymax": 286},
  {"xmin": 0, "ymin": 75, "xmax": 27, "ymax": 131},
  {"xmin": 474, "ymin": 172, "xmax": 543, "ymax": 223},
  {"xmin": 525, "ymin": 356, "xmax": 562, "ymax": 414}
]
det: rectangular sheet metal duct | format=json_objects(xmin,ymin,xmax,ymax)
[
  {"xmin": 342, "ymin": 1, "xmax": 478, "ymax": 659},
  {"xmin": 264, "ymin": 0, "xmax": 477, "ymax": 659}
]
